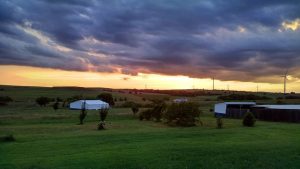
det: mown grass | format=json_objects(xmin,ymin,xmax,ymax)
[{"xmin": 0, "ymin": 86, "xmax": 300, "ymax": 169}]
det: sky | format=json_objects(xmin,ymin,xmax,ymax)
[{"xmin": 0, "ymin": 0, "xmax": 300, "ymax": 92}]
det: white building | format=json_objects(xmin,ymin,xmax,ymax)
[
  {"xmin": 214, "ymin": 102, "xmax": 256, "ymax": 117},
  {"xmin": 70, "ymin": 100, "xmax": 109, "ymax": 110},
  {"xmin": 173, "ymin": 98, "xmax": 188, "ymax": 103}
]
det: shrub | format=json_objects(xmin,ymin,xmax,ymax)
[
  {"xmin": 0, "ymin": 134, "xmax": 15, "ymax": 142},
  {"xmin": 0, "ymin": 96, "xmax": 13, "ymax": 103},
  {"xmin": 164, "ymin": 102, "xmax": 201, "ymax": 127},
  {"xmin": 243, "ymin": 112, "xmax": 256, "ymax": 127},
  {"xmin": 139, "ymin": 109, "xmax": 152, "ymax": 121},
  {"xmin": 79, "ymin": 109, "xmax": 87, "ymax": 125},
  {"xmin": 131, "ymin": 104, "xmax": 139, "ymax": 115},
  {"xmin": 151, "ymin": 102, "xmax": 166, "ymax": 122},
  {"xmin": 216, "ymin": 117, "xmax": 223, "ymax": 129},
  {"xmin": 97, "ymin": 93, "xmax": 115, "ymax": 106},
  {"xmin": 52, "ymin": 102, "xmax": 59, "ymax": 111},
  {"xmin": 36, "ymin": 96, "xmax": 51, "ymax": 107}
]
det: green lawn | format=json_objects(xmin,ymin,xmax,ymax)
[{"xmin": 1, "ymin": 86, "xmax": 300, "ymax": 169}]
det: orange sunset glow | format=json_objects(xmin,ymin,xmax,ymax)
[{"xmin": 1, "ymin": 65, "xmax": 299, "ymax": 92}]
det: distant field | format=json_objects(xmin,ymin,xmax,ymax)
[{"xmin": 1, "ymin": 86, "xmax": 300, "ymax": 169}]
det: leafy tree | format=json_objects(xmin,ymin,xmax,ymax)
[
  {"xmin": 36, "ymin": 97, "xmax": 51, "ymax": 107},
  {"xmin": 216, "ymin": 117, "xmax": 223, "ymax": 129},
  {"xmin": 138, "ymin": 100, "xmax": 166, "ymax": 121},
  {"xmin": 243, "ymin": 112, "xmax": 256, "ymax": 127},
  {"xmin": 79, "ymin": 108, "xmax": 87, "ymax": 125},
  {"xmin": 151, "ymin": 102, "xmax": 167, "ymax": 122},
  {"xmin": 97, "ymin": 93, "xmax": 115, "ymax": 106},
  {"xmin": 164, "ymin": 102, "xmax": 201, "ymax": 127},
  {"xmin": 98, "ymin": 109, "xmax": 109, "ymax": 130}
]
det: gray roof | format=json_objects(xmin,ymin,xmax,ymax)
[{"xmin": 254, "ymin": 105, "xmax": 300, "ymax": 110}]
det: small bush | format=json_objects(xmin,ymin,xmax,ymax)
[
  {"xmin": 79, "ymin": 109, "xmax": 87, "ymax": 125},
  {"xmin": 151, "ymin": 102, "xmax": 166, "ymax": 122},
  {"xmin": 131, "ymin": 104, "xmax": 139, "ymax": 115},
  {"xmin": 243, "ymin": 112, "xmax": 256, "ymax": 127},
  {"xmin": 164, "ymin": 102, "xmax": 201, "ymax": 127},
  {"xmin": 139, "ymin": 109, "xmax": 152, "ymax": 121},
  {"xmin": 0, "ymin": 96, "xmax": 13, "ymax": 103},
  {"xmin": 0, "ymin": 134, "xmax": 15, "ymax": 142},
  {"xmin": 52, "ymin": 102, "xmax": 59, "ymax": 111},
  {"xmin": 216, "ymin": 117, "xmax": 223, "ymax": 129},
  {"xmin": 36, "ymin": 96, "xmax": 51, "ymax": 107}
]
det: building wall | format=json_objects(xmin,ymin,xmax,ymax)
[{"xmin": 251, "ymin": 108, "xmax": 300, "ymax": 123}]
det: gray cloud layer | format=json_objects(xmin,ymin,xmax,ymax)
[{"xmin": 0, "ymin": 0, "xmax": 300, "ymax": 82}]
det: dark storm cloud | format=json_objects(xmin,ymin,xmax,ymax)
[{"xmin": 0, "ymin": 0, "xmax": 300, "ymax": 82}]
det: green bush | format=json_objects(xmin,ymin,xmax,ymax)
[
  {"xmin": 139, "ymin": 109, "xmax": 152, "ymax": 121},
  {"xmin": 52, "ymin": 102, "xmax": 59, "ymax": 111},
  {"xmin": 79, "ymin": 109, "xmax": 87, "ymax": 125},
  {"xmin": 138, "ymin": 101, "xmax": 167, "ymax": 121},
  {"xmin": 243, "ymin": 112, "xmax": 256, "ymax": 127},
  {"xmin": 0, "ymin": 96, "xmax": 13, "ymax": 103},
  {"xmin": 151, "ymin": 102, "xmax": 166, "ymax": 121},
  {"xmin": 131, "ymin": 104, "xmax": 139, "ymax": 115},
  {"xmin": 216, "ymin": 117, "xmax": 223, "ymax": 129},
  {"xmin": 164, "ymin": 102, "xmax": 201, "ymax": 127},
  {"xmin": 36, "ymin": 96, "xmax": 51, "ymax": 107},
  {"xmin": 0, "ymin": 134, "xmax": 15, "ymax": 142}
]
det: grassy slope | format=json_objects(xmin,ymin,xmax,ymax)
[{"xmin": 0, "ymin": 86, "xmax": 300, "ymax": 169}]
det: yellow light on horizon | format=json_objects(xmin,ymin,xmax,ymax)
[{"xmin": 0, "ymin": 65, "xmax": 299, "ymax": 92}]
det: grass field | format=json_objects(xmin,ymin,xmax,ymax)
[{"xmin": 1, "ymin": 86, "xmax": 300, "ymax": 169}]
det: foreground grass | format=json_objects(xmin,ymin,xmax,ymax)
[{"xmin": 1, "ymin": 105, "xmax": 300, "ymax": 169}]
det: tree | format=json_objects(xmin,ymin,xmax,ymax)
[
  {"xmin": 97, "ymin": 93, "xmax": 115, "ymax": 106},
  {"xmin": 36, "ymin": 97, "xmax": 51, "ymax": 107},
  {"xmin": 79, "ymin": 108, "xmax": 87, "ymax": 125},
  {"xmin": 52, "ymin": 102, "xmax": 59, "ymax": 111},
  {"xmin": 151, "ymin": 101, "xmax": 167, "ymax": 122},
  {"xmin": 243, "ymin": 112, "xmax": 256, "ymax": 127},
  {"xmin": 164, "ymin": 102, "xmax": 201, "ymax": 127},
  {"xmin": 131, "ymin": 104, "xmax": 139, "ymax": 115},
  {"xmin": 98, "ymin": 109, "xmax": 109, "ymax": 130},
  {"xmin": 216, "ymin": 117, "xmax": 223, "ymax": 129}
]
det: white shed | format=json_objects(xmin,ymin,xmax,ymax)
[
  {"xmin": 214, "ymin": 102, "xmax": 256, "ymax": 116},
  {"xmin": 173, "ymin": 98, "xmax": 188, "ymax": 103},
  {"xmin": 70, "ymin": 100, "xmax": 109, "ymax": 110}
]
